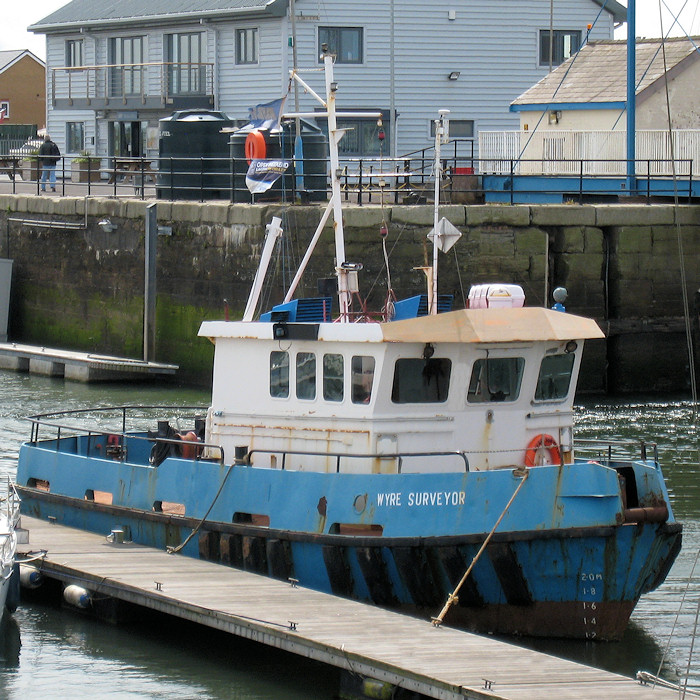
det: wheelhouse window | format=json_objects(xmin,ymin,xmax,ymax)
[
  {"xmin": 66, "ymin": 122, "xmax": 84, "ymax": 153},
  {"xmin": 539, "ymin": 29, "xmax": 581, "ymax": 67},
  {"xmin": 319, "ymin": 27, "xmax": 363, "ymax": 64},
  {"xmin": 236, "ymin": 27, "xmax": 258, "ymax": 64},
  {"xmin": 391, "ymin": 358, "xmax": 451, "ymax": 403},
  {"xmin": 65, "ymin": 39, "xmax": 83, "ymax": 67},
  {"xmin": 270, "ymin": 351, "xmax": 289, "ymax": 398},
  {"xmin": 468, "ymin": 357, "xmax": 525, "ymax": 403},
  {"xmin": 166, "ymin": 32, "xmax": 205, "ymax": 94},
  {"xmin": 323, "ymin": 353, "xmax": 344, "ymax": 402},
  {"xmin": 351, "ymin": 355, "xmax": 375, "ymax": 404},
  {"xmin": 535, "ymin": 353, "xmax": 575, "ymax": 401},
  {"xmin": 296, "ymin": 352, "xmax": 316, "ymax": 400},
  {"xmin": 109, "ymin": 36, "xmax": 144, "ymax": 96}
]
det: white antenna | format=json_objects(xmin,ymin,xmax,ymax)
[{"xmin": 431, "ymin": 109, "xmax": 450, "ymax": 315}]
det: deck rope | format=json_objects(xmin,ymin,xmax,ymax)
[{"xmin": 431, "ymin": 467, "xmax": 529, "ymax": 627}]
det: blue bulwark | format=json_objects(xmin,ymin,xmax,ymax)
[
  {"xmin": 392, "ymin": 295, "xmax": 454, "ymax": 321},
  {"xmin": 260, "ymin": 297, "xmax": 334, "ymax": 322}
]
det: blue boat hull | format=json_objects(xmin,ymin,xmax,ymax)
[{"xmin": 16, "ymin": 438, "xmax": 682, "ymax": 639}]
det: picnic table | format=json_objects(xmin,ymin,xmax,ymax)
[
  {"xmin": 107, "ymin": 158, "xmax": 157, "ymax": 194},
  {"xmin": 0, "ymin": 157, "xmax": 22, "ymax": 181},
  {"xmin": 107, "ymin": 158, "xmax": 156, "ymax": 183}
]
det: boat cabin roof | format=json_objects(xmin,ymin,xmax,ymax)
[{"xmin": 199, "ymin": 308, "xmax": 604, "ymax": 344}]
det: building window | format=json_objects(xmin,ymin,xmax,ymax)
[
  {"xmin": 539, "ymin": 30, "xmax": 581, "ymax": 67},
  {"xmin": 0, "ymin": 101, "xmax": 9, "ymax": 120},
  {"xmin": 166, "ymin": 32, "xmax": 205, "ymax": 94},
  {"xmin": 391, "ymin": 358, "xmax": 451, "ymax": 404},
  {"xmin": 430, "ymin": 119, "xmax": 474, "ymax": 139},
  {"xmin": 65, "ymin": 39, "xmax": 83, "ymax": 67},
  {"xmin": 318, "ymin": 108, "xmax": 389, "ymax": 157},
  {"xmin": 319, "ymin": 27, "xmax": 363, "ymax": 64},
  {"xmin": 108, "ymin": 36, "xmax": 144, "ymax": 96},
  {"xmin": 236, "ymin": 28, "xmax": 258, "ymax": 64},
  {"xmin": 66, "ymin": 122, "xmax": 84, "ymax": 153}
]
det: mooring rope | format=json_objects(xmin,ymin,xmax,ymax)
[
  {"xmin": 166, "ymin": 463, "xmax": 235, "ymax": 555},
  {"xmin": 431, "ymin": 468, "xmax": 529, "ymax": 627}
]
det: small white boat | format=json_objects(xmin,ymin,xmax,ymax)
[{"xmin": 0, "ymin": 481, "xmax": 20, "ymax": 622}]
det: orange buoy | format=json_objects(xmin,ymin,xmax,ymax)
[
  {"xmin": 524, "ymin": 433, "xmax": 561, "ymax": 467},
  {"xmin": 245, "ymin": 129, "xmax": 267, "ymax": 164},
  {"xmin": 178, "ymin": 431, "xmax": 201, "ymax": 460}
]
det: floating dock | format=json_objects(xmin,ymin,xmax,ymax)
[
  {"xmin": 0, "ymin": 343, "xmax": 177, "ymax": 381},
  {"xmin": 17, "ymin": 515, "xmax": 680, "ymax": 700}
]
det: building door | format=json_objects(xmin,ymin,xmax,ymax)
[{"xmin": 110, "ymin": 121, "xmax": 143, "ymax": 157}]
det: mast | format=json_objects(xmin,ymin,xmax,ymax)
[
  {"xmin": 282, "ymin": 49, "xmax": 382, "ymax": 322},
  {"xmin": 626, "ymin": 0, "xmax": 636, "ymax": 193}
]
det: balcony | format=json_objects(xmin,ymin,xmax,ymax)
[{"xmin": 50, "ymin": 62, "xmax": 215, "ymax": 112}]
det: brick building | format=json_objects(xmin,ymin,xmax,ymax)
[{"xmin": 0, "ymin": 50, "xmax": 46, "ymax": 128}]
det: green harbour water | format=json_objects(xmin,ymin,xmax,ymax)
[{"xmin": 0, "ymin": 371, "xmax": 698, "ymax": 698}]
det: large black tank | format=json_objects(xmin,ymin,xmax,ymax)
[
  {"xmin": 230, "ymin": 119, "xmax": 328, "ymax": 202},
  {"xmin": 158, "ymin": 110, "xmax": 233, "ymax": 201}
]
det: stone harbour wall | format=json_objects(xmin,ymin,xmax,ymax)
[{"xmin": 1, "ymin": 194, "xmax": 699, "ymax": 392}]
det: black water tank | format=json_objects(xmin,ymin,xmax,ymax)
[
  {"xmin": 230, "ymin": 119, "xmax": 328, "ymax": 202},
  {"xmin": 158, "ymin": 110, "xmax": 233, "ymax": 201}
]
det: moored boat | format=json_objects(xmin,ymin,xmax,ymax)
[
  {"xmin": 14, "ymin": 51, "xmax": 682, "ymax": 640},
  {"xmin": 0, "ymin": 482, "xmax": 20, "ymax": 622}
]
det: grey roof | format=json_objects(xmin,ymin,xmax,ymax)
[
  {"xmin": 29, "ymin": 0, "xmax": 287, "ymax": 32},
  {"xmin": 31, "ymin": 0, "xmax": 623, "ymax": 32},
  {"xmin": 0, "ymin": 49, "xmax": 44, "ymax": 72},
  {"xmin": 512, "ymin": 37, "xmax": 700, "ymax": 107},
  {"xmin": 592, "ymin": 0, "xmax": 626, "ymax": 24}
]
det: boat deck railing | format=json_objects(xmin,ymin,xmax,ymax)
[
  {"xmin": 247, "ymin": 448, "xmax": 470, "ymax": 473},
  {"xmin": 574, "ymin": 437, "xmax": 659, "ymax": 464},
  {"xmin": 26, "ymin": 405, "xmax": 224, "ymax": 465}
]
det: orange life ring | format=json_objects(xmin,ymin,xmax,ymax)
[
  {"xmin": 524, "ymin": 433, "xmax": 561, "ymax": 467},
  {"xmin": 245, "ymin": 130, "xmax": 266, "ymax": 164}
]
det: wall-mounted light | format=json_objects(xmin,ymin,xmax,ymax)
[
  {"xmin": 98, "ymin": 218, "xmax": 117, "ymax": 233},
  {"xmin": 548, "ymin": 110, "xmax": 562, "ymax": 124},
  {"xmin": 448, "ymin": 71, "xmax": 460, "ymax": 81}
]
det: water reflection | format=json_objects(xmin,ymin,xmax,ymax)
[
  {"xmin": 0, "ymin": 615, "xmax": 20, "ymax": 669},
  {"xmin": 0, "ymin": 602, "xmax": 337, "ymax": 699}
]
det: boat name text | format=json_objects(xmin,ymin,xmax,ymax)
[{"xmin": 376, "ymin": 491, "xmax": 466, "ymax": 507}]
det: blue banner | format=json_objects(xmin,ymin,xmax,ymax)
[
  {"xmin": 247, "ymin": 97, "xmax": 287, "ymax": 130},
  {"xmin": 245, "ymin": 159, "xmax": 290, "ymax": 194}
]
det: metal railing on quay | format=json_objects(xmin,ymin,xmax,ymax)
[{"xmin": 1, "ymin": 152, "xmax": 696, "ymax": 204}]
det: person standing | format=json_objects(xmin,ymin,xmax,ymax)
[{"xmin": 38, "ymin": 134, "xmax": 61, "ymax": 192}]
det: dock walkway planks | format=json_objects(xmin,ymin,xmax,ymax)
[
  {"xmin": 19, "ymin": 515, "xmax": 677, "ymax": 700},
  {"xmin": 0, "ymin": 342, "xmax": 177, "ymax": 381}
]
